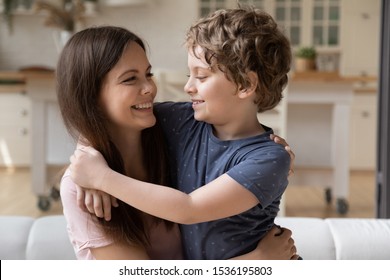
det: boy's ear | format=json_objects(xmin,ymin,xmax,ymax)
[{"xmin": 238, "ymin": 71, "xmax": 258, "ymax": 98}]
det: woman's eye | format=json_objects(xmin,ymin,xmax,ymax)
[
  {"xmin": 123, "ymin": 76, "xmax": 136, "ymax": 83},
  {"xmin": 196, "ymin": 76, "xmax": 207, "ymax": 80}
]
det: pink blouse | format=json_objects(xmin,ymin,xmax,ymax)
[{"xmin": 60, "ymin": 169, "xmax": 183, "ymax": 260}]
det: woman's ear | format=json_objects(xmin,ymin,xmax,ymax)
[{"xmin": 238, "ymin": 71, "xmax": 258, "ymax": 99}]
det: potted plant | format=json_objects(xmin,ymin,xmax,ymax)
[
  {"xmin": 1, "ymin": 0, "xmax": 93, "ymax": 34},
  {"xmin": 1, "ymin": 0, "xmax": 16, "ymax": 33},
  {"xmin": 32, "ymin": 0, "xmax": 87, "ymax": 52},
  {"xmin": 294, "ymin": 46, "xmax": 317, "ymax": 72}
]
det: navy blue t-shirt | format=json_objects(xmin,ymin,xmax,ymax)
[{"xmin": 154, "ymin": 102, "xmax": 290, "ymax": 259}]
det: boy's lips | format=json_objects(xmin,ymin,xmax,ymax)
[{"xmin": 191, "ymin": 99, "xmax": 204, "ymax": 105}]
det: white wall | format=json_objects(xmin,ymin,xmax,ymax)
[
  {"xmin": 0, "ymin": 0, "xmax": 198, "ymax": 71},
  {"xmin": 1, "ymin": 0, "xmax": 381, "ymax": 75}
]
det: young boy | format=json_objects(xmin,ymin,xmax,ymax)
[{"xmin": 70, "ymin": 6, "xmax": 294, "ymax": 259}]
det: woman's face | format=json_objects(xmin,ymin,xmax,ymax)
[{"xmin": 99, "ymin": 42, "xmax": 157, "ymax": 134}]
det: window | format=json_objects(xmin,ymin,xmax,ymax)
[
  {"xmin": 312, "ymin": 0, "xmax": 340, "ymax": 46},
  {"xmin": 237, "ymin": 0, "xmax": 265, "ymax": 8},
  {"xmin": 199, "ymin": 0, "xmax": 226, "ymax": 17},
  {"xmin": 275, "ymin": 0, "xmax": 302, "ymax": 46},
  {"xmin": 199, "ymin": 0, "xmax": 264, "ymax": 17},
  {"xmin": 198, "ymin": 0, "xmax": 341, "ymax": 48}
]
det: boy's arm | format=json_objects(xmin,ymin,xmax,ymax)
[
  {"xmin": 76, "ymin": 134, "xmax": 294, "ymax": 222},
  {"xmin": 70, "ymin": 146, "xmax": 259, "ymax": 224}
]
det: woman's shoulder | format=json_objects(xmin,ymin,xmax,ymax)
[
  {"xmin": 60, "ymin": 168, "xmax": 114, "ymax": 258},
  {"xmin": 59, "ymin": 168, "xmax": 77, "ymax": 201}
]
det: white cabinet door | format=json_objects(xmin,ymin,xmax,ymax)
[
  {"xmin": 0, "ymin": 93, "xmax": 31, "ymax": 167},
  {"xmin": 349, "ymin": 91, "xmax": 377, "ymax": 170}
]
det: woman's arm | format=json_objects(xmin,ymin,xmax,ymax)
[
  {"xmin": 60, "ymin": 171, "xmax": 150, "ymax": 260},
  {"xmin": 71, "ymin": 147, "xmax": 259, "ymax": 224},
  {"xmin": 91, "ymin": 242, "xmax": 149, "ymax": 260}
]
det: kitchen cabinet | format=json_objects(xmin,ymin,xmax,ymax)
[
  {"xmin": 286, "ymin": 72, "xmax": 354, "ymax": 214},
  {"xmin": 349, "ymin": 89, "xmax": 378, "ymax": 170},
  {"xmin": 0, "ymin": 92, "xmax": 31, "ymax": 167},
  {"xmin": 23, "ymin": 71, "xmax": 75, "ymax": 211},
  {"xmin": 104, "ymin": 0, "xmax": 155, "ymax": 6}
]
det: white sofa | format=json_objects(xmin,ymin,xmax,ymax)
[{"xmin": 1, "ymin": 215, "xmax": 390, "ymax": 260}]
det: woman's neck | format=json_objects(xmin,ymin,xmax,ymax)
[{"xmin": 110, "ymin": 130, "xmax": 147, "ymax": 181}]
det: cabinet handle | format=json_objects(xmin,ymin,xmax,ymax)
[
  {"xmin": 19, "ymin": 128, "xmax": 28, "ymax": 136},
  {"xmin": 19, "ymin": 109, "xmax": 29, "ymax": 117}
]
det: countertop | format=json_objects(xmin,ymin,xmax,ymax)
[
  {"xmin": 0, "ymin": 70, "xmax": 377, "ymax": 93},
  {"xmin": 0, "ymin": 70, "xmax": 54, "ymax": 93}
]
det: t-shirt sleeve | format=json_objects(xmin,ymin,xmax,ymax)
[
  {"xmin": 60, "ymin": 169, "xmax": 114, "ymax": 258},
  {"xmin": 154, "ymin": 102, "xmax": 193, "ymax": 140},
  {"xmin": 226, "ymin": 146, "xmax": 290, "ymax": 208}
]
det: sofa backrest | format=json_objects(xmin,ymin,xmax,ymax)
[
  {"xmin": 26, "ymin": 215, "xmax": 76, "ymax": 260},
  {"xmin": 2, "ymin": 215, "xmax": 390, "ymax": 260},
  {"xmin": 0, "ymin": 216, "xmax": 34, "ymax": 260},
  {"xmin": 276, "ymin": 217, "xmax": 336, "ymax": 259}
]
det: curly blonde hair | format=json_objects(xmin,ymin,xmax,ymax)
[{"xmin": 186, "ymin": 7, "xmax": 291, "ymax": 113}]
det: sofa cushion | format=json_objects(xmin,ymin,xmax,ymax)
[
  {"xmin": 276, "ymin": 217, "xmax": 336, "ymax": 260},
  {"xmin": 26, "ymin": 215, "xmax": 76, "ymax": 260},
  {"xmin": 0, "ymin": 216, "xmax": 34, "ymax": 260},
  {"xmin": 326, "ymin": 218, "xmax": 390, "ymax": 260}
]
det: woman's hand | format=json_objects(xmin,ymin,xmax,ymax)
[
  {"xmin": 231, "ymin": 225, "xmax": 299, "ymax": 260},
  {"xmin": 271, "ymin": 134, "xmax": 295, "ymax": 176},
  {"xmin": 254, "ymin": 226, "xmax": 299, "ymax": 260}
]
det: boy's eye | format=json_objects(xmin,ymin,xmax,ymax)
[{"xmin": 147, "ymin": 72, "xmax": 154, "ymax": 78}]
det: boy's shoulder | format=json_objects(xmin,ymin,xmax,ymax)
[{"xmin": 240, "ymin": 132, "xmax": 290, "ymax": 161}]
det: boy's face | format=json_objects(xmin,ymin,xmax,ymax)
[{"xmin": 185, "ymin": 46, "xmax": 241, "ymax": 125}]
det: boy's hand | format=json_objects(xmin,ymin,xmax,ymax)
[
  {"xmin": 271, "ymin": 134, "xmax": 295, "ymax": 176},
  {"xmin": 71, "ymin": 145, "xmax": 119, "ymax": 221},
  {"xmin": 69, "ymin": 146, "xmax": 110, "ymax": 190},
  {"xmin": 76, "ymin": 185, "xmax": 119, "ymax": 221}
]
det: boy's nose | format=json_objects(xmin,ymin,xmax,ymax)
[{"xmin": 184, "ymin": 80, "xmax": 196, "ymax": 95}]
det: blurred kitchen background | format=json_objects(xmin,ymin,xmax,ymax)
[{"xmin": 0, "ymin": 0, "xmax": 383, "ymax": 218}]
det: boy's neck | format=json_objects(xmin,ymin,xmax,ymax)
[{"xmin": 212, "ymin": 119, "xmax": 266, "ymax": 141}]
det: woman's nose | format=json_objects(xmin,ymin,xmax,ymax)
[{"xmin": 141, "ymin": 80, "xmax": 156, "ymax": 95}]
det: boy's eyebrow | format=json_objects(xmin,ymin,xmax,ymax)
[{"xmin": 190, "ymin": 66, "xmax": 212, "ymax": 71}]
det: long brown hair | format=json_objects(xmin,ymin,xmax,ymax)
[{"xmin": 56, "ymin": 26, "xmax": 171, "ymax": 247}]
